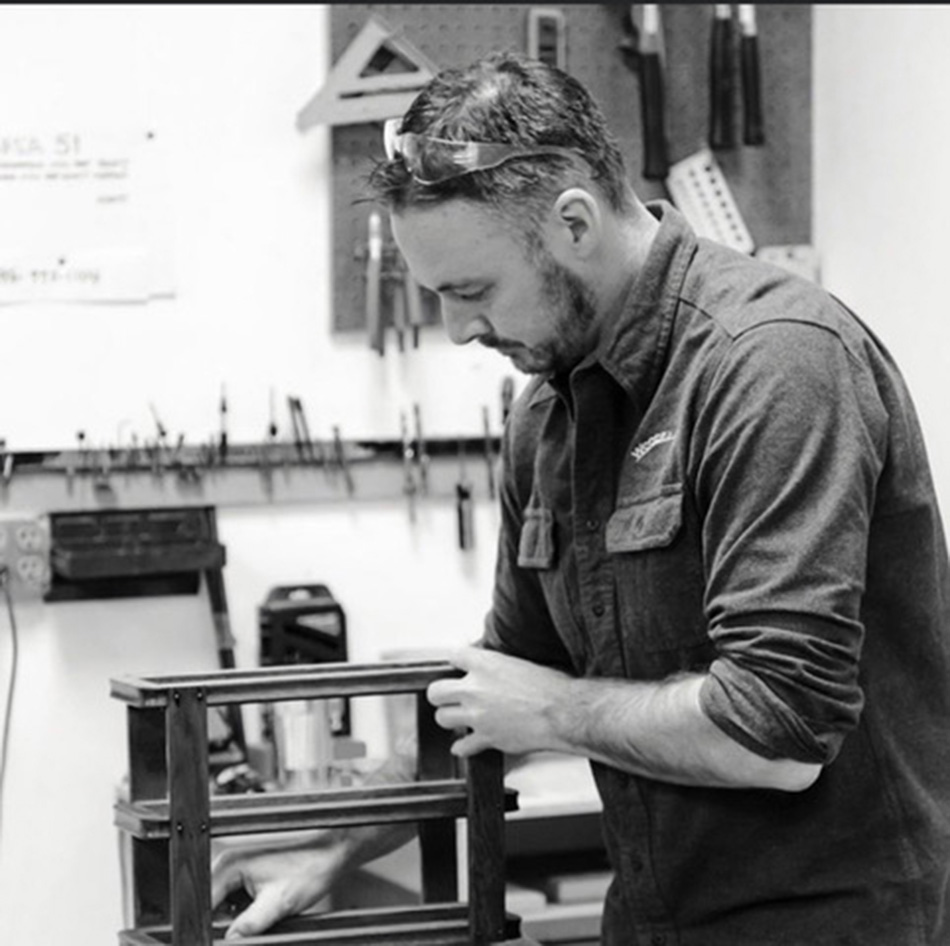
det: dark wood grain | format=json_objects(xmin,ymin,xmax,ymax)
[{"xmin": 167, "ymin": 687, "xmax": 211, "ymax": 946}]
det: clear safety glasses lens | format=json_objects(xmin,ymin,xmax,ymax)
[{"xmin": 382, "ymin": 118, "xmax": 579, "ymax": 186}]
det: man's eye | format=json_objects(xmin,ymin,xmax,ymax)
[{"xmin": 455, "ymin": 288, "xmax": 486, "ymax": 302}]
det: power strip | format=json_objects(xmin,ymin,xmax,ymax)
[
  {"xmin": 666, "ymin": 148, "xmax": 755, "ymax": 254},
  {"xmin": 0, "ymin": 513, "xmax": 51, "ymax": 600}
]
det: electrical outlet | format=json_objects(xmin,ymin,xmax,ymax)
[
  {"xmin": 16, "ymin": 554, "xmax": 49, "ymax": 590},
  {"xmin": 0, "ymin": 513, "xmax": 51, "ymax": 599},
  {"xmin": 15, "ymin": 520, "xmax": 48, "ymax": 553}
]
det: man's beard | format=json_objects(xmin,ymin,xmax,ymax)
[{"xmin": 479, "ymin": 255, "xmax": 599, "ymax": 375}]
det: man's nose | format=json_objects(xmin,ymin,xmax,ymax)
[{"xmin": 441, "ymin": 303, "xmax": 489, "ymax": 346}]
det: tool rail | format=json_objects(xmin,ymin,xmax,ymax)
[{"xmin": 112, "ymin": 660, "xmax": 520, "ymax": 946}]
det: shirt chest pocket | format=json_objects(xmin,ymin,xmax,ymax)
[
  {"xmin": 606, "ymin": 489, "xmax": 682, "ymax": 553},
  {"xmin": 607, "ymin": 486, "xmax": 711, "ymax": 658}
]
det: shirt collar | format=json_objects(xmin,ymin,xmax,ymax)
[{"xmin": 529, "ymin": 200, "xmax": 697, "ymax": 413}]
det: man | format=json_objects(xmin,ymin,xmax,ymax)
[{"xmin": 214, "ymin": 53, "xmax": 950, "ymax": 944}]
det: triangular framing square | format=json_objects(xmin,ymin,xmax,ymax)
[{"xmin": 297, "ymin": 15, "xmax": 439, "ymax": 130}]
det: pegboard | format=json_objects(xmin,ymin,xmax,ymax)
[{"xmin": 326, "ymin": 4, "xmax": 812, "ymax": 334}]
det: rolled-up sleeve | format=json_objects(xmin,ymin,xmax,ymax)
[
  {"xmin": 694, "ymin": 318, "xmax": 887, "ymax": 763},
  {"xmin": 700, "ymin": 613, "xmax": 865, "ymax": 763}
]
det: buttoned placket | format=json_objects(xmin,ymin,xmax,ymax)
[
  {"xmin": 569, "ymin": 370, "xmax": 621, "ymax": 667},
  {"xmin": 569, "ymin": 368, "xmax": 681, "ymax": 943}
]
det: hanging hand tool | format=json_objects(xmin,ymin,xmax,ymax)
[
  {"xmin": 219, "ymin": 384, "xmax": 229, "ymax": 464},
  {"xmin": 1, "ymin": 440, "xmax": 12, "ymax": 488},
  {"xmin": 148, "ymin": 403, "xmax": 170, "ymax": 474},
  {"xmin": 288, "ymin": 396, "xmax": 319, "ymax": 466},
  {"xmin": 482, "ymin": 406, "xmax": 497, "ymax": 500},
  {"xmin": 400, "ymin": 411, "xmax": 418, "ymax": 523},
  {"xmin": 128, "ymin": 433, "xmax": 140, "ymax": 472},
  {"xmin": 297, "ymin": 396, "xmax": 324, "ymax": 467},
  {"xmin": 620, "ymin": 5, "xmax": 669, "ymax": 181},
  {"xmin": 738, "ymin": 4, "xmax": 765, "ymax": 145},
  {"xmin": 332, "ymin": 425, "xmax": 355, "ymax": 496},
  {"xmin": 456, "ymin": 440, "xmax": 475, "ymax": 551},
  {"xmin": 404, "ymin": 267, "xmax": 425, "ymax": 349},
  {"xmin": 76, "ymin": 430, "xmax": 88, "ymax": 473},
  {"xmin": 266, "ymin": 387, "xmax": 283, "ymax": 469},
  {"xmin": 501, "ymin": 376, "xmax": 515, "ymax": 426},
  {"xmin": 366, "ymin": 212, "xmax": 385, "ymax": 356},
  {"xmin": 391, "ymin": 267, "xmax": 408, "ymax": 353},
  {"xmin": 527, "ymin": 7, "xmax": 567, "ymax": 69},
  {"xmin": 709, "ymin": 4, "xmax": 736, "ymax": 150},
  {"xmin": 94, "ymin": 446, "xmax": 114, "ymax": 495},
  {"xmin": 413, "ymin": 403, "xmax": 430, "ymax": 496},
  {"xmin": 287, "ymin": 396, "xmax": 307, "ymax": 464},
  {"xmin": 149, "ymin": 403, "xmax": 167, "ymax": 447}
]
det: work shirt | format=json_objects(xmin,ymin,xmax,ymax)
[{"xmin": 483, "ymin": 203, "xmax": 950, "ymax": 945}]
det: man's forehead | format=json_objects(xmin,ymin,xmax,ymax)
[{"xmin": 390, "ymin": 200, "xmax": 532, "ymax": 284}]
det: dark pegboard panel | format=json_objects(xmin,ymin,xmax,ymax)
[{"xmin": 326, "ymin": 4, "xmax": 811, "ymax": 334}]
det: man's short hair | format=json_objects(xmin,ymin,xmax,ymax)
[{"xmin": 367, "ymin": 51, "xmax": 634, "ymax": 234}]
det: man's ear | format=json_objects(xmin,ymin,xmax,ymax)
[{"xmin": 545, "ymin": 188, "xmax": 602, "ymax": 261}]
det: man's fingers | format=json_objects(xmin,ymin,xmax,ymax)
[
  {"xmin": 434, "ymin": 705, "xmax": 468, "ymax": 731},
  {"xmin": 451, "ymin": 731, "xmax": 486, "ymax": 757},
  {"xmin": 211, "ymin": 851, "xmax": 243, "ymax": 909},
  {"xmin": 224, "ymin": 886, "xmax": 288, "ymax": 940},
  {"xmin": 447, "ymin": 645, "xmax": 489, "ymax": 672},
  {"xmin": 426, "ymin": 678, "xmax": 457, "ymax": 706}
]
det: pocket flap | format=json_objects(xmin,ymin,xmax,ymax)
[
  {"xmin": 606, "ymin": 489, "xmax": 683, "ymax": 553},
  {"xmin": 518, "ymin": 507, "xmax": 556, "ymax": 569}
]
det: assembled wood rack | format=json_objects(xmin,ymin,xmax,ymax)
[{"xmin": 111, "ymin": 660, "xmax": 522, "ymax": 946}]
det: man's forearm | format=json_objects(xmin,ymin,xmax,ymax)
[
  {"xmin": 429, "ymin": 649, "xmax": 820, "ymax": 792},
  {"xmin": 550, "ymin": 672, "xmax": 819, "ymax": 792}
]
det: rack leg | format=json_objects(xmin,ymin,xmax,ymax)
[
  {"xmin": 416, "ymin": 691, "xmax": 459, "ymax": 902},
  {"xmin": 168, "ymin": 687, "xmax": 211, "ymax": 946},
  {"xmin": 467, "ymin": 749, "xmax": 507, "ymax": 945},
  {"xmin": 128, "ymin": 706, "xmax": 169, "ymax": 925}
]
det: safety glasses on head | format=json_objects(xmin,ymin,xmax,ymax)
[{"xmin": 383, "ymin": 118, "xmax": 581, "ymax": 186}]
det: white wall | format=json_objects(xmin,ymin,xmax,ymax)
[
  {"xmin": 814, "ymin": 5, "xmax": 950, "ymax": 511},
  {"xmin": 0, "ymin": 6, "xmax": 514, "ymax": 944}
]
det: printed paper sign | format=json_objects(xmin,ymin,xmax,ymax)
[{"xmin": 0, "ymin": 129, "xmax": 175, "ymax": 303}]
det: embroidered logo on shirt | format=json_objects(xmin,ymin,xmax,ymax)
[{"xmin": 631, "ymin": 429, "xmax": 676, "ymax": 462}]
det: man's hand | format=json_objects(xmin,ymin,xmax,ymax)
[
  {"xmin": 427, "ymin": 646, "xmax": 820, "ymax": 792},
  {"xmin": 426, "ymin": 646, "xmax": 573, "ymax": 757},
  {"xmin": 211, "ymin": 832, "xmax": 344, "ymax": 938}
]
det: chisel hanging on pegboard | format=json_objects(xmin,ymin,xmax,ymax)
[
  {"xmin": 619, "ymin": 5, "xmax": 669, "ymax": 181},
  {"xmin": 366, "ymin": 211, "xmax": 385, "ymax": 356},
  {"xmin": 709, "ymin": 4, "xmax": 736, "ymax": 150},
  {"xmin": 456, "ymin": 440, "xmax": 474, "ymax": 551},
  {"xmin": 739, "ymin": 4, "xmax": 765, "ymax": 145}
]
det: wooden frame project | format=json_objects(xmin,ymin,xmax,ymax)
[{"xmin": 112, "ymin": 660, "xmax": 522, "ymax": 945}]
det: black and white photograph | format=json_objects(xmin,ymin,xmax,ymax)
[{"xmin": 0, "ymin": 5, "xmax": 948, "ymax": 945}]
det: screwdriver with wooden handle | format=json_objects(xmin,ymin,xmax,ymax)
[
  {"xmin": 366, "ymin": 211, "xmax": 385, "ymax": 356},
  {"xmin": 637, "ymin": 4, "xmax": 669, "ymax": 180},
  {"xmin": 404, "ymin": 267, "xmax": 425, "ymax": 349},
  {"xmin": 456, "ymin": 440, "xmax": 475, "ymax": 551},
  {"xmin": 739, "ymin": 4, "xmax": 765, "ymax": 145},
  {"xmin": 709, "ymin": 4, "xmax": 736, "ymax": 150}
]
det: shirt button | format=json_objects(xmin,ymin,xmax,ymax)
[
  {"xmin": 585, "ymin": 518, "xmax": 599, "ymax": 532},
  {"xmin": 592, "ymin": 603, "xmax": 605, "ymax": 617}
]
